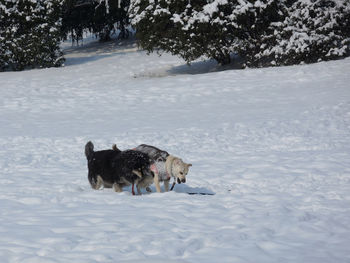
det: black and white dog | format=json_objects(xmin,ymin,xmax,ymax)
[
  {"xmin": 134, "ymin": 144, "xmax": 192, "ymax": 192},
  {"xmin": 85, "ymin": 141, "xmax": 155, "ymax": 195}
]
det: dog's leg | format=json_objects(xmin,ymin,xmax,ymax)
[
  {"xmin": 93, "ymin": 175, "xmax": 103, "ymax": 190},
  {"xmin": 153, "ymin": 172, "xmax": 161, "ymax": 193},
  {"xmin": 136, "ymin": 184, "xmax": 142, "ymax": 195},
  {"xmin": 113, "ymin": 183, "xmax": 123, "ymax": 193},
  {"xmin": 133, "ymin": 170, "xmax": 143, "ymax": 195},
  {"xmin": 164, "ymin": 179, "xmax": 170, "ymax": 192}
]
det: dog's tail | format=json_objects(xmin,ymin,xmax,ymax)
[
  {"xmin": 112, "ymin": 144, "xmax": 121, "ymax": 152},
  {"xmin": 85, "ymin": 141, "xmax": 94, "ymax": 160}
]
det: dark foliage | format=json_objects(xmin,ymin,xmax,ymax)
[
  {"xmin": 61, "ymin": 0, "xmax": 130, "ymax": 43},
  {"xmin": 0, "ymin": 0, "xmax": 64, "ymax": 71},
  {"xmin": 130, "ymin": 0, "xmax": 350, "ymax": 67}
]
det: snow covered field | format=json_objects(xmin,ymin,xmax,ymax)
[{"xmin": 1, "ymin": 39, "xmax": 350, "ymax": 263}]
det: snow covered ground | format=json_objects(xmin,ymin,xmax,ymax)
[{"xmin": 0, "ymin": 38, "xmax": 350, "ymax": 263}]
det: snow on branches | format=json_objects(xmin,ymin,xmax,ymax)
[
  {"xmin": 0, "ymin": 0, "xmax": 64, "ymax": 71},
  {"xmin": 129, "ymin": 0, "xmax": 350, "ymax": 67}
]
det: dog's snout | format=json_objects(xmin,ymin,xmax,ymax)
[{"xmin": 177, "ymin": 178, "xmax": 186, "ymax": 184}]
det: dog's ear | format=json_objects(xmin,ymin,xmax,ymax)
[{"xmin": 112, "ymin": 144, "xmax": 118, "ymax": 151}]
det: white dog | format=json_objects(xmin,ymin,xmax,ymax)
[{"xmin": 134, "ymin": 144, "xmax": 192, "ymax": 192}]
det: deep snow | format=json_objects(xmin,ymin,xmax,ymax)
[{"xmin": 0, "ymin": 38, "xmax": 350, "ymax": 263}]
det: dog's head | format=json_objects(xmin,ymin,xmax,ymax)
[{"xmin": 172, "ymin": 158, "xmax": 192, "ymax": 184}]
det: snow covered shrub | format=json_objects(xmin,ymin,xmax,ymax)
[
  {"xmin": 221, "ymin": 0, "xmax": 286, "ymax": 65},
  {"xmin": 130, "ymin": 0, "xmax": 285, "ymax": 65},
  {"xmin": 246, "ymin": 0, "xmax": 350, "ymax": 67},
  {"xmin": 129, "ymin": 0, "xmax": 203, "ymax": 62},
  {"xmin": 0, "ymin": 0, "xmax": 64, "ymax": 71},
  {"xmin": 130, "ymin": 0, "xmax": 350, "ymax": 67},
  {"xmin": 130, "ymin": 0, "xmax": 236, "ymax": 64}
]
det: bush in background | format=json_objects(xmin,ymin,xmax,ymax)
[
  {"xmin": 130, "ymin": 0, "xmax": 350, "ymax": 67},
  {"xmin": 0, "ymin": 0, "xmax": 64, "ymax": 71}
]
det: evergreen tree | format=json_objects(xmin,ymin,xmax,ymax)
[
  {"xmin": 130, "ymin": 0, "xmax": 285, "ymax": 65},
  {"xmin": 0, "ymin": 0, "xmax": 64, "ymax": 71},
  {"xmin": 129, "ymin": 0, "xmax": 216, "ymax": 63},
  {"xmin": 250, "ymin": 0, "xmax": 350, "ymax": 67},
  {"xmin": 130, "ymin": 0, "xmax": 350, "ymax": 67}
]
